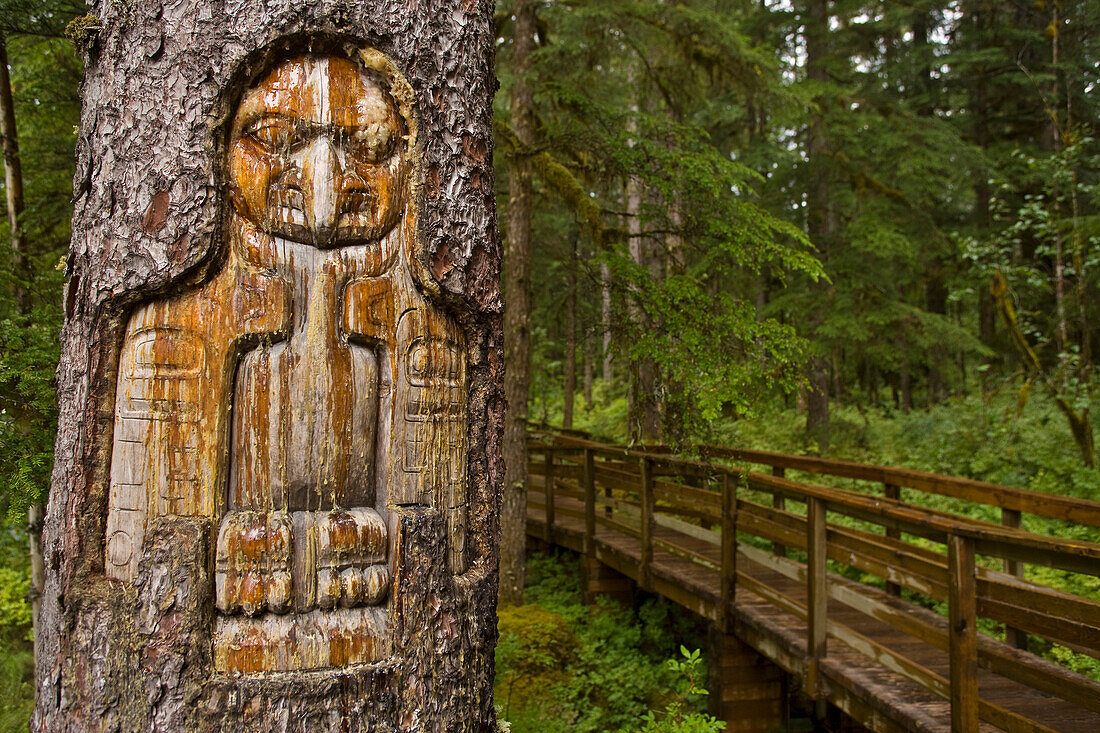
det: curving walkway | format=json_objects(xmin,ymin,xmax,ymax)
[{"xmin": 525, "ymin": 429, "xmax": 1100, "ymax": 733}]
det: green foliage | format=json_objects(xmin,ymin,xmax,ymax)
[
  {"xmin": 621, "ymin": 648, "xmax": 725, "ymax": 733},
  {"xmin": 495, "ymin": 552, "xmax": 713, "ymax": 732},
  {"xmin": 0, "ymin": 24, "xmax": 81, "ymax": 521},
  {"xmin": 0, "ymin": 525, "xmax": 33, "ymax": 732},
  {"xmin": 499, "ymin": 0, "xmax": 824, "ymax": 441}
]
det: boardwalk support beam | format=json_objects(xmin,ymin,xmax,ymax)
[
  {"xmin": 720, "ymin": 471, "xmax": 738, "ymax": 634},
  {"xmin": 543, "ymin": 448, "xmax": 556, "ymax": 544},
  {"xmin": 883, "ymin": 483, "xmax": 901, "ymax": 597},
  {"xmin": 772, "ymin": 466, "xmax": 787, "ymax": 557},
  {"xmin": 1000, "ymin": 507, "xmax": 1027, "ymax": 650},
  {"xmin": 640, "ymin": 457, "xmax": 654, "ymax": 590},
  {"xmin": 948, "ymin": 533, "xmax": 979, "ymax": 733},
  {"xmin": 807, "ymin": 496, "xmax": 828, "ymax": 707},
  {"xmin": 708, "ymin": 625, "xmax": 787, "ymax": 733}
]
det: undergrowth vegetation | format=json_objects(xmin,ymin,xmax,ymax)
[
  {"xmin": 495, "ymin": 551, "xmax": 723, "ymax": 732},
  {"xmin": 0, "ymin": 530, "xmax": 34, "ymax": 733}
]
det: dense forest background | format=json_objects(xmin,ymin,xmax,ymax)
[
  {"xmin": 494, "ymin": 0, "xmax": 1100, "ymax": 602},
  {"xmin": 0, "ymin": 0, "xmax": 1094, "ymax": 729}
]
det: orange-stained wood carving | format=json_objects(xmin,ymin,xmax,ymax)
[{"xmin": 103, "ymin": 52, "xmax": 467, "ymax": 674}]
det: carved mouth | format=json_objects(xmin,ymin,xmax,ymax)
[{"xmin": 263, "ymin": 184, "xmax": 387, "ymax": 248}]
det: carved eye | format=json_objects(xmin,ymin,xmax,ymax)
[
  {"xmin": 348, "ymin": 123, "xmax": 398, "ymax": 164},
  {"xmin": 244, "ymin": 116, "xmax": 295, "ymax": 151}
]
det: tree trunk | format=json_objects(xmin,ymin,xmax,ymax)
[
  {"xmin": 601, "ymin": 261, "xmax": 612, "ymax": 382},
  {"xmin": 0, "ymin": 35, "xmax": 25, "ymax": 310},
  {"xmin": 36, "ymin": 3, "xmax": 503, "ymax": 730},
  {"xmin": 926, "ymin": 263, "xmax": 948, "ymax": 404},
  {"xmin": 500, "ymin": 0, "xmax": 536, "ymax": 606},
  {"xmin": 803, "ymin": 0, "xmax": 831, "ymax": 449},
  {"xmin": 806, "ymin": 357, "xmax": 830, "ymax": 450},
  {"xmin": 583, "ymin": 331, "xmax": 594, "ymax": 410},
  {"xmin": 0, "ymin": 33, "xmax": 46, "ymax": 667},
  {"xmin": 562, "ymin": 233, "xmax": 577, "ymax": 429}
]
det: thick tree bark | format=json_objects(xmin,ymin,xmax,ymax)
[
  {"xmin": 36, "ymin": 2, "xmax": 503, "ymax": 730},
  {"xmin": 500, "ymin": 0, "xmax": 536, "ymax": 606}
]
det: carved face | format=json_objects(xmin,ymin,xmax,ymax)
[{"xmin": 229, "ymin": 55, "xmax": 408, "ymax": 248}]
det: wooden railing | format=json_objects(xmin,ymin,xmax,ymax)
[{"xmin": 526, "ymin": 429, "xmax": 1100, "ymax": 733}]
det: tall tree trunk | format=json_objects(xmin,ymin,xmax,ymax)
[
  {"xmin": 583, "ymin": 331, "xmax": 594, "ymax": 410},
  {"xmin": 968, "ymin": 7, "xmax": 996, "ymax": 385},
  {"xmin": 562, "ymin": 234, "xmax": 577, "ymax": 429},
  {"xmin": 500, "ymin": 0, "xmax": 537, "ymax": 606},
  {"xmin": 601, "ymin": 261, "xmax": 612, "ymax": 382},
  {"xmin": 804, "ymin": 0, "xmax": 831, "ymax": 449},
  {"xmin": 36, "ymin": 3, "xmax": 503, "ymax": 730},
  {"xmin": 0, "ymin": 36, "xmax": 25, "ymax": 310},
  {"xmin": 0, "ymin": 34, "xmax": 45, "ymax": 661},
  {"xmin": 926, "ymin": 265, "xmax": 948, "ymax": 404},
  {"xmin": 627, "ymin": 182, "xmax": 661, "ymax": 442}
]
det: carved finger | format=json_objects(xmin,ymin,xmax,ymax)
[
  {"xmin": 266, "ymin": 570, "xmax": 292, "ymax": 614},
  {"xmin": 316, "ymin": 568, "xmax": 340, "ymax": 611},
  {"xmin": 361, "ymin": 564, "xmax": 390, "ymax": 605},
  {"xmin": 338, "ymin": 568, "xmax": 364, "ymax": 608}
]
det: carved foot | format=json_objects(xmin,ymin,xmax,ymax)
[
  {"xmin": 215, "ymin": 511, "xmax": 293, "ymax": 616},
  {"xmin": 293, "ymin": 508, "xmax": 390, "ymax": 611}
]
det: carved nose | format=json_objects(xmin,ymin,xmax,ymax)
[{"xmin": 302, "ymin": 136, "xmax": 343, "ymax": 242}]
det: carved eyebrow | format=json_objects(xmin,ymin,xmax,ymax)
[{"xmin": 238, "ymin": 112, "xmax": 297, "ymax": 133}]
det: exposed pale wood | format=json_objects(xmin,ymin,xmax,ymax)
[{"xmin": 43, "ymin": 9, "xmax": 501, "ymax": 728}]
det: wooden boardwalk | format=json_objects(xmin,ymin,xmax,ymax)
[{"xmin": 525, "ymin": 430, "xmax": 1100, "ymax": 733}]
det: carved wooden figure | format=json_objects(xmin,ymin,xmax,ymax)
[{"xmin": 103, "ymin": 53, "xmax": 468, "ymax": 675}]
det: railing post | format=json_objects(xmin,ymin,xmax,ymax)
[
  {"xmin": 543, "ymin": 448, "xmax": 555, "ymax": 543},
  {"xmin": 584, "ymin": 448, "xmax": 596, "ymax": 557},
  {"xmin": 1000, "ymin": 508, "xmax": 1027, "ymax": 649},
  {"xmin": 807, "ymin": 497, "xmax": 827, "ymax": 704},
  {"xmin": 948, "ymin": 533, "xmax": 979, "ymax": 733},
  {"xmin": 772, "ymin": 466, "xmax": 787, "ymax": 558},
  {"xmin": 720, "ymin": 471, "xmax": 738, "ymax": 635},
  {"xmin": 640, "ymin": 456, "xmax": 654, "ymax": 590},
  {"xmin": 883, "ymin": 483, "xmax": 901, "ymax": 596}
]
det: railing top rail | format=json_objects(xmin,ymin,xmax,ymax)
[
  {"xmin": 702, "ymin": 445, "xmax": 1100, "ymax": 528},
  {"xmin": 527, "ymin": 431, "xmax": 1100, "ymax": 577},
  {"xmin": 527, "ymin": 424, "xmax": 1100, "ymax": 529},
  {"xmin": 746, "ymin": 472, "xmax": 1100, "ymax": 577}
]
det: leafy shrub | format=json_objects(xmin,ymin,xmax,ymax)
[
  {"xmin": 620, "ymin": 648, "xmax": 725, "ymax": 733},
  {"xmin": 496, "ymin": 551, "xmax": 713, "ymax": 732}
]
